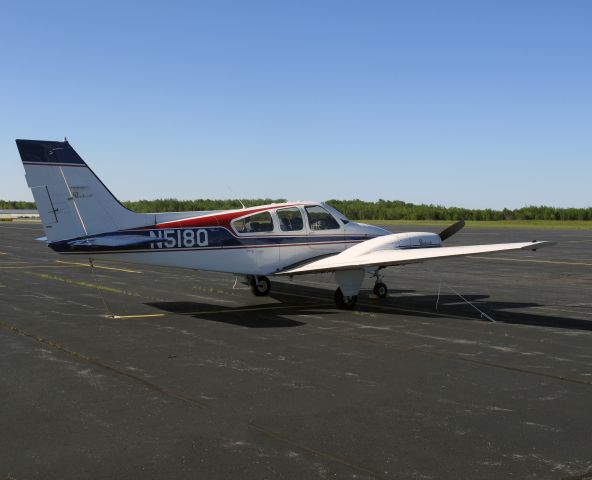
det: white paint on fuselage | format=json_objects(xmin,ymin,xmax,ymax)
[
  {"xmin": 83, "ymin": 243, "xmax": 341, "ymax": 275},
  {"xmin": 65, "ymin": 220, "xmax": 392, "ymax": 275}
]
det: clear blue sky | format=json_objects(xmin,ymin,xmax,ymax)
[{"xmin": 1, "ymin": 1, "xmax": 590, "ymax": 209}]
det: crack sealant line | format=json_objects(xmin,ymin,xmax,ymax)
[
  {"xmin": 0, "ymin": 320, "xmax": 387, "ymax": 478},
  {"xmin": 0, "ymin": 321, "xmax": 208, "ymax": 409},
  {"xmin": 311, "ymin": 328, "xmax": 592, "ymax": 387},
  {"xmin": 248, "ymin": 423, "xmax": 386, "ymax": 479}
]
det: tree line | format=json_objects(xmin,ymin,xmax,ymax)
[
  {"xmin": 2, "ymin": 198, "xmax": 591, "ymax": 221},
  {"xmin": 0, "ymin": 200, "xmax": 37, "ymax": 210},
  {"xmin": 326, "ymin": 199, "xmax": 592, "ymax": 221}
]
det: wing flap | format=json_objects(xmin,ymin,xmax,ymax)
[{"xmin": 279, "ymin": 241, "xmax": 555, "ymax": 275}]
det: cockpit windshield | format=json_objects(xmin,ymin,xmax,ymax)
[{"xmin": 321, "ymin": 203, "xmax": 350, "ymax": 224}]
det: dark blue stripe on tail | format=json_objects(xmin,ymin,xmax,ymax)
[{"xmin": 15, "ymin": 139, "xmax": 86, "ymax": 165}]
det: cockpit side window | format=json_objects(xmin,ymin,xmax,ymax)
[
  {"xmin": 232, "ymin": 211, "xmax": 274, "ymax": 234},
  {"xmin": 277, "ymin": 207, "xmax": 304, "ymax": 232},
  {"xmin": 305, "ymin": 205, "xmax": 340, "ymax": 231}
]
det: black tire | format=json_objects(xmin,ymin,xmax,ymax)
[
  {"xmin": 334, "ymin": 288, "xmax": 358, "ymax": 310},
  {"xmin": 373, "ymin": 282, "xmax": 388, "ymax": 298},
  {"xmin": 250, "ymin": 276, "xmax": 271, "ymax": 296}
]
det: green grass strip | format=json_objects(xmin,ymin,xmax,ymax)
[{"xmin": 359, "ymin": 219, "xmax": 592, "ymax": 230}]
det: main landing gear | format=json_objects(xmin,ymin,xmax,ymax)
[
  {"xmin": 246, "ymin": 270, "xmax": 388, "ymax": 309},
  {"xmin": 334, "ymin": 281, "xmax": 388, "ymax": 309},
  {"xmin": 333, "ymin": 270, "xmax": 389, "ymax": 309},
  {"xmin": 249, "ymin": 275, "xmax": 271, "ymax": 296},
  {"xmin": 373, "ymin": 282, "xmax": 388, "ymax": 298},
  {"xmin": 334, "ymin": 288, "xmax": 358, "ymax": 310}
]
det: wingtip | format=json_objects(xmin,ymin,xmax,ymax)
[{"xmin": 529, "ymin": 240, "xmax": 556, "ymax": 250}]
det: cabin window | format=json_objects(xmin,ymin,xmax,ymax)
[
  {"xmin": 277, "ymin": 207, "xmax": 304, "ymax": 232},
  {"xmin": 305, "ymin": 205, "xmax": 340, "ymax": 230},
  {"xmin": 232, "ymin": 211, "xmax": 274, "ymax": 234}
]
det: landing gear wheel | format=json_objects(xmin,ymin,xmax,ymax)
[
  {"xmin": 373, "ymin": 282, "xmax": 388, "ymax": 298},
  {"xmin": 334, "ymin": 288, "xmax": 358, "ymax": 310},
  {"xmin": 250, "ymin": 276, "xmax": 271, "ymax": 296}
]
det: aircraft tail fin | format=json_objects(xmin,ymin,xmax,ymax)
[{"xmin": 16, "ymin": 139, "xmax": 152, "ymax": 243}]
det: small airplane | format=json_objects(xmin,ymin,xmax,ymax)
[{"xmin": 16, "ymin": 139, "xmax": 555, "ymax": 309}]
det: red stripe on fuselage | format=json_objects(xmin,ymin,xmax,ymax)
[{"xmin": 149, "ymin": 203, "xmax": 302, "ymax": 231}]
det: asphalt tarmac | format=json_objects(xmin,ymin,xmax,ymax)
[{"xmin": 1, "ymin": 222, "xmax": 591, "ymax": 479}]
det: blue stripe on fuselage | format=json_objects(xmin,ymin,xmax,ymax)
[{"xmin": 48, "ymin": 227, "xmax": 374, "ymax": 253}]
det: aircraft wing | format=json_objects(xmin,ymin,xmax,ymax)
[{"xmin": 279, "ymin": 241, "xmax": 555, "ymax": 275}]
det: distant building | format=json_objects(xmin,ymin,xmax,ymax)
[{"xmin": 0, "ymin": 209, "xmax": 40, "ymax": 220}]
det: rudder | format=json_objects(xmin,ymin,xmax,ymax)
[{"xmin": 16, "ymin": 139, "xmax": 152, "ymax": 242}]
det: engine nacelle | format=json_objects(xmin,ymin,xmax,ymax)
[
  {"xmin": 393, "ymin": 232, "xmax": 443, "ymax": 249},
  {"xmin": 341, "ymin": 232, "xmax": 442, "ymax": 259}
]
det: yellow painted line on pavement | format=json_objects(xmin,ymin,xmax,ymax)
[
  {"xmin": 0, "ymin": 262, "xmax": 141, "ymax": 272},
  {"xmin": 0, "ymin": 265, "xmax": 79, "ymax": 269},
  {"xmin": 467, "ymin": 256, "xmax": 592, "ymax": 267},
  {"xmin": 26, "ymin": 272, "xmax": 142, "ymax": 297},
  {"xmin": 55, "ymin": 260, "xmax": 142, "ymax": 273},
  {"xmin": 173, "ymin": 303, "xmax": 329, "ymax": 316},
  {"xmin": 108, "ymin": 314, "xmax": 165, "ymax": 319}
]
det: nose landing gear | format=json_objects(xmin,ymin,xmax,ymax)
[
  {"xmin": 249, "ymin": 275, "xmax": 271, "ymax": 296},
  {"xmin": 372, "ymin": 269, "xmax": 388, "ymax": 299}
]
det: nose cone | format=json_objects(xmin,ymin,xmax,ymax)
[{"xmin": 345, "ymin": 221, "xmax": 390, "ymax": 237}]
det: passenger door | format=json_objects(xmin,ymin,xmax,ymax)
[
  {"xmin": 276, "ymin": 206, "xmax": 310, "ymax": 268},
  {"xmin": 230, "ymin": 210, "xmax": 279, "ymax": 274}
]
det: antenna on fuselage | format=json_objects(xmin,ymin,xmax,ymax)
[{"xmin": 226, "ymin": 185, "xmax": 246, "ymax": 209}]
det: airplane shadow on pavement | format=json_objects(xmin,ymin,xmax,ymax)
[{"xmin": 146, "ymin": 282, "xmax": 592, "ymax": 332}]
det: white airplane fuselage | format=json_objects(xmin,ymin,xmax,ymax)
[
  {"xmin": 53, "ymin": 201, "xmax": 397, "ymax": 275},
  {"xmin": 16, "ymin": 138, "xmax": 553, "ymax": 309}
]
